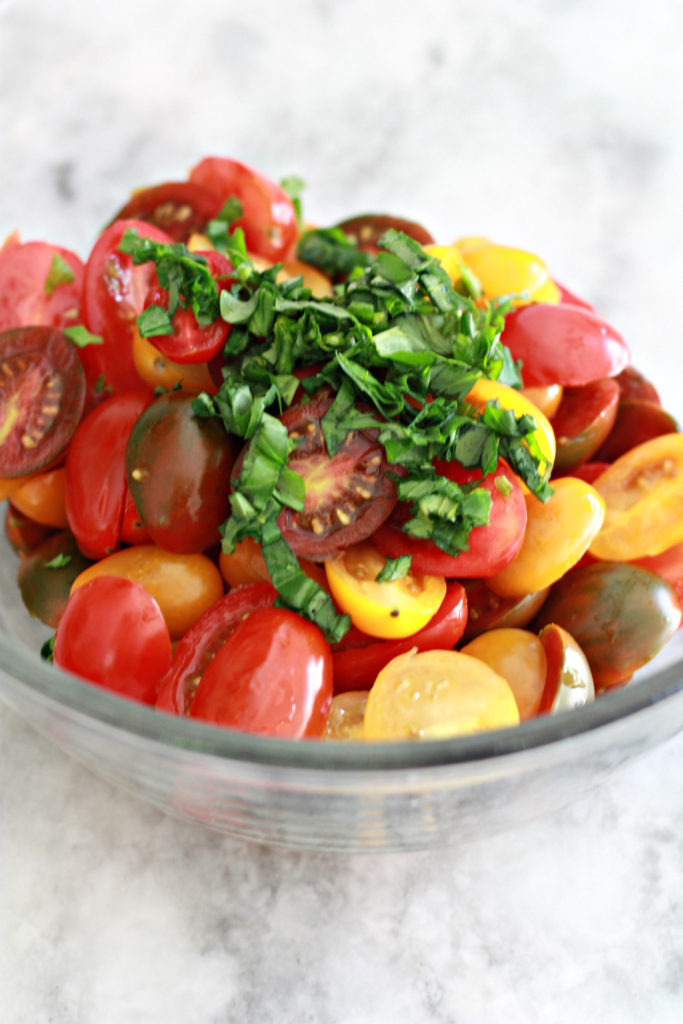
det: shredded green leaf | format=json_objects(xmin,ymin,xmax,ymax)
[
  {"xmin": 376, "ymin": 555, "xmax": 412, "ymax": 583},
  {"xmin": 43, "ymin": 553, "xmax": 72, "ymax": 570},
  {"xmin": 44, "ymin": 253, "xmax": 75, "ymax": 294},
  {"xmin": 62, "ymin": 325, "xmax": 103, "ymax": 348}
]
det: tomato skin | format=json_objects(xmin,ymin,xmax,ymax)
[
  {"xmin": 189, "ymin": 607, "xmax": 333, "ymax": 738},
  {"xmin": 189, "ymin": 157, "xmax": 298, "ymax": 262},
  {"xmin": 17, "ymin": 530, "xmax": 92, "ymax": 627},
  {"xmin": 373, "ymin": 460, "xmax": 527, "ymax": 578},
  {"xmin": 9, "ymin": 466, "xmax": 68, "ymax": 528},
  {"xmin": 80, "ymin": 219, "xmax": 174, "ymax": 393},
  {"xmin": 502, "ymin": 303, "xmax": 630, "ymax": 387},
  {"xmin": 537, "ymin": 623, "xmax": 595, "ymax": 713},
  {"xmin": 0, "ymin": 239, "xmax": 84, "ymax": 332},
  {"xmin": 551, "ymin": 377, "xmax": 620, "ymax": 474},
  {"xmin": 4, "ymin": 503, "xmax": 54, "ymax": 556},
  {"xmin": 108, "ymin": 182, "xmax": 224, "ymax": 243},
  {"xmin": 126, "ymin": 392, "xmax": 236, "ymax": 553},
  {"xmin": 143, "ymin": 250, "xmax": 233, "ymax": 364},
  {"xmin": 332, "ymin": 580, "xmax": 467, "ymax": 693},
  {"xmin": 65, "ymin": 390, "xmax": 151, "ymax": 559},
  {"xmin": 54, "ymin": 576, "xmax": 171, "ymax": 704},
  {"xmin": 615, "ymin": 366, "xmax": 660, "ymax": 405},
  {"xmin": 155, "ymin": 583, "xmax": 277, "ymax": 714},
  {"xmin": 0, "ymin": 326, "xmax": 86, "ymax": 478},
  {"xmin": 633, "ymin": 540, "xmax": 683, "ymax": 615}
]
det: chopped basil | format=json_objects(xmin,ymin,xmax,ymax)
[
  {"xmin": 62, "ymin": 325, "xmax": 103, "ymax": 348},
  {"xmin": 376, "ymin": 555, "xmax": 412, "ymax": 583},
  {"xmin": 43, "ymin": 553, "xmax": 72, "ymax": 569},
  {"xmin": 44, "ymin": 253, "xmax": 75, "ymax": 294}
]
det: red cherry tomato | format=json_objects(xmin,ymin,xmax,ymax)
[
  {"xmin": 65, "ymin": 390, "xmax": 151, "ymax": 559},
  {"xmin": 143, "ymin": 250, "xmax": 233, "ymax": 364},
  {"xmin": 155, "ymin": 582, "xmax": 278, "ymax": 714},
  {"xmin": 53, "ymin": 575, "xmax": 171, "ymax": 704},
  {"xmin": 373, "ymin": 460, "xmax": 526, "ymax": 578},
  {"xmin": 0, "ymin": 239, "xmax": 84, "ymax": 332},
  {"xmin": 108, "ymin": 181, "xmax": 224, "ymax": 243},
  {"xmin": 502, "ymin": 302, "xmax": 630, "ymax": 387},
  {"xmin": 331, "ymin": 580, "xmax": 468, "ymax": 693},
  {"xmin": 80, "ymin": 219, "xmax": 174, "ymax": 393},
  {"xmin": 336, "ymin": 213, "xmax": 435, "ymax": 254},
  {"xmin": 550, "ymin": 377, "xmax": 620, "ymax": 474},
  {"xmin": 189, "ymin": 156, "xmax": 298, "ymax": 262},
  {"xmin": 0, "ymin": 326, "xmax": 86, "ymax": 478},
  {"xmin": 189, "ymin": 607, "xmax": 333, "ymax": 738}
]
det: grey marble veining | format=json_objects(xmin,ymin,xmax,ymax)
[{"xmin": 1, "ymin": 1, "xmax": 682, "ymax": 1021}]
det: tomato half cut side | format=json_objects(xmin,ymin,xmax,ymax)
[
  {"xmin": 80, "ymin": 219, "xmax": 174, "ymax": 393},
  {"xmin": 0, "ymin": 326, "xmax": 86, "ymax": 478},
  {"xmin": 266, "ymin": 393, "xmax": 397, "ymax": 559},
  {"xmin": 373, "ymin": 460, "xmax": 526, "ymax": 578},
  {"xmin": 336, "ymin": 214, "xmax": 435, "ymax": 254},
  {"xmin": 155, "ymin": 583, "xmax": 277, "ymax": 714},
  {"xmin": 550, "ymin": 377, "xmax": 620, "ymax": 474},
  {"xmin": 107, "ymin": 182, "xmax": 224, "ymax": 242},
  {"xmin": 0, "ymin": 239, "xmax": 84, "ymax": 332}
]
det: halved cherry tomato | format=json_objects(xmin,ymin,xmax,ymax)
[
  {"xmin": 331, "ymin": 580, "xmax": 467, "ymax": 693},
  {"xmin": 189, "ymin": 157, "xmax": 298, "ymax": 262},
  {"xmin": 589, "ymin": 434, "xmax": 683, "ymax": 561},
  {"xmin": 593, "ymin": 400, "xmax": 678, "ymax": 463},
  {"xmin": 108, "ymin": 182, "xmax": 224, "ymax": 242},
  {"xmin": 132, "ymin": 327, "xmax": 216, "ymax": 393},
  {"xmin": 0, "ymin": 326, "xmax": 86, "ymax": 478},
  {"xmin": 126, "ymin": 392, "xmax": 236, "ymax": 553},
  {"xmin": 189, "ymin": 607, "xmax": 333, "ymax": 738},
  {"xmin": 459, "ymin": 242, "xmax": 558, "ymax": 305},
  {"xmin": 155, "ymin": 582, "xmax": 277, "ymax": 714},
  {"xmin": 64, "ymin": 390, "xmax": 151, "ymax": 559},
  {"xmin": 551, "ymin": 377, "xmax": 620, "ymax": 473},
  {"xmin": 0, "ymin": 239, "xmax": 83, "ymax": 332},
  {"xmin": 70, "ymin": 544, "xmax": 224, "ymax": 640},
  {"xmin": 537, "ymin": 623, "xmax": 595, "ymax": 713},
  {"xmin": 269, "ymin": 392, "xmax": 397, "ymax": 559},
  {"xmin": 9, "ymin": 466, "xmax": 68, "ymax": 528},
  {"xmin": 143, "ymin": 250, "xmax": 232, "ymax": 364},
  {"xmin": 322, "ymin": 690, "xmax": 368, "ymax": 741},
  {"xmin": 462, "ymin": 627, "xmax": 547, "ymax": 721},
  {"xmin": 324, "ymin": 540, "xmax": 446, "ymax": 639},
  {"xmin": 460, "ymin": 579, "xmax": 549, "ymax": 642},
  {"xmin": 502, "ymin": 303, "xmax": 630, "ymax": 387},
  {"xmin": 488, "ymin": 477, "xmax": 605, "ymax": 598},
  {"xmin": 373, "ymin": 460, "xmax": 527, "ymax": 578},
  {"xmin": 54, "ymin": 575, "xmax": 171, "ymax": 705},
  {"xmin": 80, "ymin": 219, "xmax": 174, "ymax": 393},
  {"xmin": 218, "ymin": 535, "xmax": 327, "ymax": 590},
  {"xmin": 363, "ymin": 649, "xmax": 519, "ymax": 740},
  {"xmin": 17, "ymin": 530, "xmax": 92, "ymax": 627},
  {"xmin": 520, "ymin": 384, "xmax": 563, "ymax": 419},
  {"xmin": 337, "ymin": 214, "xmax": 434, "ymax": 255}
]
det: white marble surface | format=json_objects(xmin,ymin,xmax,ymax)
[{"xmin": 1, "ymin": 1, "xmax": 682, "ymax": 1021}]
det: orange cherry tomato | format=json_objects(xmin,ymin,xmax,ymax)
[
  {"xmin": 589, "ymin": 433, "xmax": 683, "ymax": 561},
  {"xmin": 488, "ymin": 477, "xmax": 605, "ymax": 598},
  {"xmin": 466, "ymin": 377, "xmax": 556, "ymax": 476},
  {"xmin": 363, "ymin": 649, "xmax": 520, "ymax": 740},
  {"xmin": 461, "ymin": 627, "xmax": 547, "ymax": 721},
  {"xmin": 322, "ymin": 690, "xmax": 369, "ymax": 741},
  {"xmin": 521, "ymin": 384, "xmax": 563, "ymax": 419},
  {"xmin": 70, "ymin": 544, "xmax": 224, "ymax": 639},
  {"xmin": 132, "ymin": 327, "xmax": 216, "ymax": 393},
  {"xmin": 8, "ymin": 466, "xmax": 68, "ymax": 528},
  {"xmin": 219, "ymin": 535, "xmax": 328, "ymax": 590}
]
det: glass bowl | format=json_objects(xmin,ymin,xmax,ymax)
[{"xmin": 1, "ymin": 527, "xmax": 682, "ymax": 853}]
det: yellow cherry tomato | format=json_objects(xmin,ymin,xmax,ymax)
[
  {"xmin": 460, "ymin": 242, "xmax": 557, "ymax": 305},
  {"xmin": 453, "ymin": 236, "xmax": 490, "ymax": 254},
  {"xmin": 589, "ymin": 433, "xmax": 683, "ymax": 561},
  {"xmin": 9, "ymin": 466, "xmax": 68, "ymax": 528},
  {"xmin": 487, "ymin": 477, "xmax": 605, "ymax": 599},
  {"xmin": 323, "ymin": 690, "xmax": 369, "ymax": 741},
  {"xmin": 461, "ymin": 627, "xmax": 547, "ymax": 721},
  {"xmin": 423, "ymin": 244, "xmax": 464, "ymax": 285},
  {"xmin": 71, "ymin": 545, "xmax": 224, "ymax": 639},
  {"xmin": 521, "ymin": 384, "xmax": 563, "ymax": 419},
  {"xmin": 466, "ymin": 376, "xmax": 556, "ymax": 473},
  {"xmin": 363, "ymin": 649, "xmax": 520, "ymax": 739},
  {"xmin": 325, "ymin": 541, "xmax": 446, "ymax": 640},
  {"xmin": 132, "ymin": 328, "xmax": 216, "ymax": 393}
]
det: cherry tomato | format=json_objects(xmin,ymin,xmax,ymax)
[
  {"xmin": 126, "ymin": 392, "xmax": 236, "ymax": 553},
  {"xmin": 155, "ymin": 583, "xmax": 277, "ymax": 714},
  {"xmin": 143, "ymin": 250, "xmax": 233, "ymax": 364},
  {"xmin": 218, "ymin": 535, "xmax": 327, "ymax": 590},
  {"xmin": 250, "ymin": 255, "xmax": 334, "ymax": 298},
  {"xmin": 331, "ymin": 580, "xmax": 468, "ymax": 693},
  {"xmin": 373, "ymin": 460, "xmax": 527, "ymax": 578},
  {"xmin": 108, "ymin": 182, "xmax": 224, "ymax": 242},
  {"xmin": 589, "ymin": 434, "xmax": 683, "ymax": 561},
  {"xmin": 551, "ymin": 377, "xmax": 620, "ymax": 473},
  {"xmin": 615, "ymin": 366, "xmax": 660, "ymax": 405},
  {"xmin": 189, "ymin": 607, "xmax": 333, "ymax": 738},
  {"xmin": 119, "ymin": 486, "xmax": 151, "ymax": 546},
  {"xmin": 501, "ymin": 303, "xmax": 630, "ymax": 387},
  {"xmin": 336, "ymin": 214, "xmax": 435, "ymax": 254},
  {"xmin": 466, "ymin": 377, "xmax": 556, "ymax": 474},
  {"xmin": 132, "ymin": 327, "xmax": 216, "ymax": 393},
  {"xmin": 363, "ymin": 649, "xmax": 520, "ymax": 740},
  {"xmin": 65, "ymin": 390, "xmax": 151, "ymax": 559},
  {"xmin": 269, "ymin": 392, "xmax": 397, "ymax": 559},
  {"xmin": 4, "ymin": 503, "xmax": 54, "ymax": 555},
  {"xmin": 9, "ymin": 466, "xmax": 68, "ymax": 528},
  {"xmin": 0, "ymin": 326, "xmax": 86, "ymax": 478},
  {"xmin": 54, "ymin": 575, "xmax": 171, "ymax": 704},
  {"xmin": 593, "ymin": 400, "xmax": 678, "ymax": 463},
  {"xmin": 80, "ymin": 219, "xmax": 174, "ymax": 393},
  {"xmin": 633, "ymin": 539, "xmax": 683, "ymax": 614},
  {"xmin": 70, "ymin": 543, "xmax": 224, "ymax": 639},
  {"xmin": 562, "ymin": 461, "xmax": 610, "ymax": 485},
  {"xmin": 322, "ymin": 690, "xmax": 368, "ymax": 741},
  {"xmin": 460, "ymin": 579, "xmax": 550, "ymax": 642},
  {"xmin": 537, "ymin": 623, "xmax": 595, "ymax": 713},
  {"xmin": 189, "ymin": 156, "xmax": 298, "ymax": 262},
  {"xmin": 460, "ymin": 242, "xmax": 558, "ymax": 305},
  {"xmin": 324, "ymin": 540, "xmax": 446, "ymax": 639},
  {"xmin": 520, "ymin": 384, "xmax": 563, "ymax": 419},
  {"xmin": 461, "ymin": 627, "xmax": 547, "ymax": 721},
  {"xmin": 0, "ymin": 239, "xmax": 83, "ymax": 332},
  {"xmin": 488, "ymin": 477, "xmax": 605, "ymax": 598},
  {"xmin": 17, "ymin": 530, "xmax": 92, "ymax": 627}
]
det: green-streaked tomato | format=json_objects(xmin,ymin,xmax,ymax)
[
  {"xmin": 594, "ymin": 400, "xmax": 678, "ymax": 463},
  {"xmin": 533, "ymin": 562, "xmax": 681, "ymax": 689},
  {"xmin": 537, "ymin": 623, "xmax": 595, "ymax": 713},
  {"xmin": 551, "ymin": 378, "xmax": 620, "ymax": 474},
  {"xmin": 17, "ymin": 530, "xmax": 92, "ymax": 627},
  {"xmin": 126, "ymin": 392, "xmax": 236, "ymax": 553}
]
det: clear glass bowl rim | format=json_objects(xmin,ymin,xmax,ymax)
[{"xmin": 2, "ymin": 624, "xmax": 682, "ymax": 773}]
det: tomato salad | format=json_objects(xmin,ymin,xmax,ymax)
[{"xmin": 1, "ymin": 156, "xmax": 681, "ymax": 742}]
